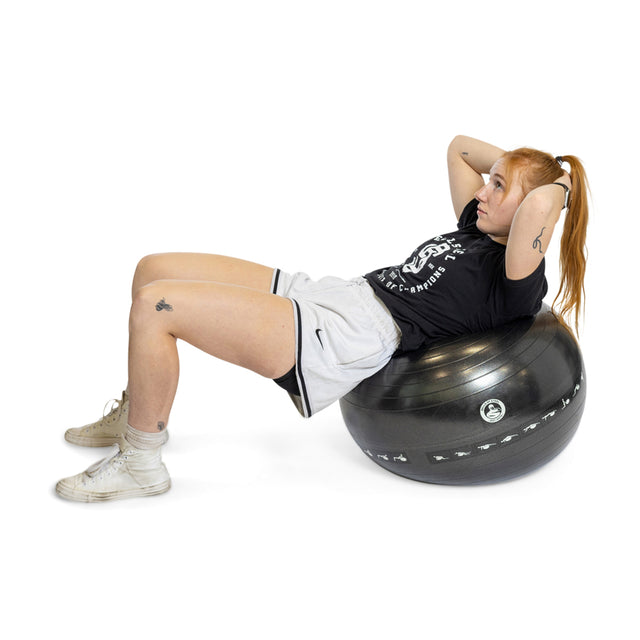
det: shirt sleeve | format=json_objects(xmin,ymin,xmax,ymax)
[
  {"xmin": 457, "ymin": 199, "xmax": 479, "ymax": 229},
  {"xmin": 496, "ymin": 257, "xmax": 548, "ymax": 319}
]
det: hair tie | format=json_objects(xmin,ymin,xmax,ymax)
[{"xmin": 555, "ymin": 156, "xmax": 564, "ymax": 165}]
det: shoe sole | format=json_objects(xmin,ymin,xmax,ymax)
[
  {"xmin": 55, "ymin": 479, "xmax": 171, "ymax": 502},
  {"xmin": 64, "ymin": 431, "xmax": 169, "ymax": 447},
  {"xmin": 64, "ymin": 431, "xmax": 124, "ymax": 447}
]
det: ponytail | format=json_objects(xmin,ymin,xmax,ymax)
[{"xmin": 553, "ymin": 155, "xmax": 590, "ymax": 336}]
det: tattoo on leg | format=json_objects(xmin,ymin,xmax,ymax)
[
  {"xmin": 157, "ymin": 421, "xmax": 166, "ymax": 431},
  {"xmin": 155, "ymin": 298, "xmax": 173, "ymax": 312},
  {"xmin": 532, "ymin": 227, "xmax": 546, "ymax": 254}
]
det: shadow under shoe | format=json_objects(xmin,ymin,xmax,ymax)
[
  {"xmin": 55, "ymin": 441, "xmax": 171, "ymax": 502},
  {"xmin": 65, "ymin": 392, "xmax": 130, "ymax": 447}
]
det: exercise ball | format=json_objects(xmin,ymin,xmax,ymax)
[{"xmin": 339, "ymin": 305, "xmax": 586, "ymax": 485}]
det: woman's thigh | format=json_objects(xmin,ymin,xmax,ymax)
[
  {"xmin": 132, "ymin": 279, "xmax": 295, "ymax": 379},
  {"xmin": 132, "ymin": 253, "xmax": 275, "ymax": 297}
]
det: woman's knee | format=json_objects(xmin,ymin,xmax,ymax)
[
  {"xmin": 132, "ymin": 254, "xmax": 167, "ymax": 299},
  {"xmin": 129, "ymin": 280, "xmax": 173, "ymax": 333}
]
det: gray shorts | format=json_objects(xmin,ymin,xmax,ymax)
[{"xmin": 271, "ymin": 270, "xmax": 402, "ymax": 417}]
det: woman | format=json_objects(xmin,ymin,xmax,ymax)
[{"xmin": 55, "ymin": 135, "xmax": 589, "ymax": 502}]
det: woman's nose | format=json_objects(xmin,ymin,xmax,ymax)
[{"xmin": 475, "ymin": 183, "xmax": 489, "ymax": 202}]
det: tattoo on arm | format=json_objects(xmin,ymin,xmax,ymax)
[
  {"xmin": 532, "ymin": 227, "xmax": 546, "ymax": 254},
  {"xmin": 462, "ymin": 151, "xmax": 469, "ymax": 156},
  {"xmin": 155, "ymin": 298, "xmax": 173, "ymax": 312}
]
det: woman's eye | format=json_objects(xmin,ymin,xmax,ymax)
[{"xmin": 494, "ymin": 180, "xmax": 503, "ymax": 190}]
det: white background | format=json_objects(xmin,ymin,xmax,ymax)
[{"xmin": 2, "ymin": 1, "xmax": 637, "ymax": 638}]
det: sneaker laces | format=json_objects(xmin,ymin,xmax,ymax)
[
  {"xmin": 102, "ymin": 395, "xmax": 123, "ymax": 420},
  {"xmin": 85, "ymin": 444, "xmax": 124, "ymax": 478}
]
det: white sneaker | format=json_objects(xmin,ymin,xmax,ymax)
[
  {"xmin": 56, "ymin": 442, "xmax": 171, "ymax": 502},
  {"xmin": 65, "ymin": 392, "xmax": 129, "ymax": 447}
]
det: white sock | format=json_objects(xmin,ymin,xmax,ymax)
[{"xmin": 125, "ymin": 424, "xmax": 169, "ymax": 449}]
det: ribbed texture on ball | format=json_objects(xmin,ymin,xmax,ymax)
[{"xmin": 340, "ymin": 306, "xmax": 586, "ymax": 484}]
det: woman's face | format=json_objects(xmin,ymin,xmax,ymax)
[{"xmin": 474, "ymin": 159, "xmax": 525, "ymax": 244}]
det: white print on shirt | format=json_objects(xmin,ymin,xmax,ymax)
[
  {"xmin": 377, "ymin": 264, "xmax": 447, "ymax": 294},
  {"xmin": 375, "ymin": 234, "xmax": 467, "ymax": 295},
  {"xmin": 402, "ymin": 242, "xmax": 450, "ymax": 274}
]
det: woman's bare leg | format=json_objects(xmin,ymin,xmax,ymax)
[
  {"xmin": 127, "ymin": 278, "xmax": 295, "ymax": 433},
  {"xmin": 56, "ymin": 255, "xmax": 294, "ymax": 501},
  {"xmin": 131, "ymin": 253, "xmax": 275, "ymax": 299},
  {"xmin": 124, "ymin": 252, "xmax": 280, "ymax": 403}
]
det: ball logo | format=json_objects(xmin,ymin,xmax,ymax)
[{"xmin": 480, "ymin": 399, "xmax": 506, "ymax": 423}]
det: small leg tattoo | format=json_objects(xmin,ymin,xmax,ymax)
[
  {"xmin": 155, "ymin": 298, "xmax": 173, "ymax": 312},
  {"xmin": 532, "ymin": 227, "xmax": 546, "ymax": 254},
  {"xmin": 157, "ymin": 421, "xmax": 166, "ymax": 431}
]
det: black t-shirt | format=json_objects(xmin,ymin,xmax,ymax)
[{"xmin": 364, "ymin": 199, "xmax": 548, "ymax": 353}]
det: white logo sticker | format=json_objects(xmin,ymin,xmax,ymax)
[{"xmin": 480, "ymin": 399, "xmax": 506, "ymax": 423}]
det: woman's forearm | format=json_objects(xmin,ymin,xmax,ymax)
[{"xmin": 448, "ymin": 135, "xmax": 506, "ymax": 175}]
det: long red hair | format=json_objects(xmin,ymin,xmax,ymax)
[{"xmin": 502, "ymin": 148, "xmax": 590, "ymax": 336}]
